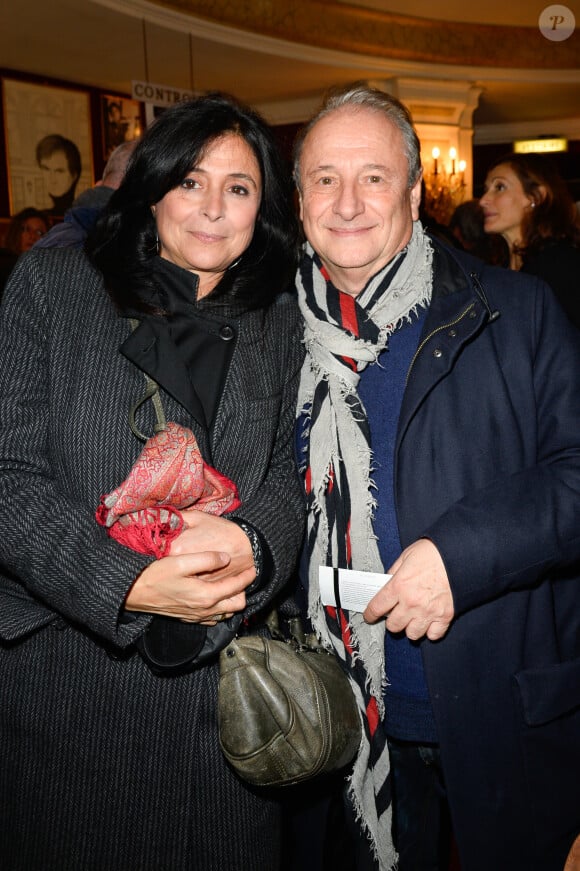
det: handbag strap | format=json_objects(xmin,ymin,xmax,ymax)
[
  {"xmin": 266, "ymin": 608, "xmax": 326, "ymax": 653},
  {"xmin": 127, "ymin": 318, "xmax": 167, "ymax": 441}
]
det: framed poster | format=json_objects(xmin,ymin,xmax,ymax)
[
  {"xmin": 2, "ymin": 77, "xmax": 94, "ymax": 217},
  {"xmin": 101, "ymin": 94, "xmax": 143, "ymax": 160}
]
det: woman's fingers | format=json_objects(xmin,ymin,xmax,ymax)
[{"xmin": 124, "ymin": 551, "xmax": 251, "ymax": 621}]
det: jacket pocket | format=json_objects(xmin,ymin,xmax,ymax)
[{"xmin": 513, "ymin": 658, "xmax": 580, "ymax": 726}]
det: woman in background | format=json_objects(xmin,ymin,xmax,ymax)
[
  {"xmin": 480, "ymin": 152, "xmax": 580, "ymax": 328},
  {"xmin": 0, "ymin": 206, "xmax": 49, "ymax": 296},
  {"xmin": 0, "ymin": 93, "xmax": 304, "ymax": 870}
]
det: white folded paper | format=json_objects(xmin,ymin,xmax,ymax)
[{"xmin": 319, "ymin": 566, "xmax": 392, "ymax": 612}]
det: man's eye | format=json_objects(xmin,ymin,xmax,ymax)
[
  {"xmin": 368, "ymin": 175, "xmax": 382, "ymax": 183},
  {"xmin": 319, "ymin": 177, "xmax": 334, "ymax": 186}
]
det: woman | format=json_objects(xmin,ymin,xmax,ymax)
[
  {"xmin": 0, "ymin": 207, "xmax": 49, "ymax": 296},
  {"xmin": 480, "ymin": 152, "xmax": 580, "ymax": 327},
  {"xmin": 3, "ymin": 206, "xmax": 49, "ymax": 254},
  {"xmin": 0, "ymin": 94, "xmax": 304, "ymax": 870}
]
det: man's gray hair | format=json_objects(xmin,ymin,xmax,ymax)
[
  {"xmin": 102, "ymin": 140, "xmax": 138, "ymax": 189},
  {"xmin": 293, "ymin": 81, "xmax": 422, "ymax": 191}
]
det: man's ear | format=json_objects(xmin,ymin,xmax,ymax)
[
  {"xmin": 297, "ymin": 190, "xmax": 304, "ymax": 222},
  {"xmin": 410, "ymin": 176, "xmax": 422, "ymax": 221}
]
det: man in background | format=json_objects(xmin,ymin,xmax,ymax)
[{"xmin": 35, "ymin": 140, "xmax": 136, "ymax": 249}]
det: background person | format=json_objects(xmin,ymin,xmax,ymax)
[
  {"xmin": 0, "ymin": 93, "xmax": 304, "ymax": 871},
  {"xmin": 0, "ymin": 206, "xmax": 49, "ymax": 296},
  {"xmin": 448, "ymin": 198, "xmax": 508, "ymax": 265},
  {"xmin": 294, "ymin": 82, "xmax": 580, "ymax": 871},
  {"xmin": 480, "ymin": 152, "xmax": 580, "ymax": 327},
  {"xmin": 35, "ymin": 133, "xmax": 82, "ymax": 217},
  {"xmin": 35, "ymin": 140, "xmax": 137, "ymax": 249}
]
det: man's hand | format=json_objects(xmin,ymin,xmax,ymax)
[{"xmin": 363, "ymin": 539, "xmax": 454, "ymax": 641}]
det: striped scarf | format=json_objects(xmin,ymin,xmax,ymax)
[{"xmin": 296, "ymin": 222, "xmax": 433, "ymax": 870}]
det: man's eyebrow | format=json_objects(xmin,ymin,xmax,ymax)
[{"xmin": 306, "ymin": 163, "xmax": 394, "ymax": 174}]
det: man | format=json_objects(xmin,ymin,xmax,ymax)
[
  {"xmin": 35, "ymin": 140, "xmax": 136, "ymax": 249},
  {"xmin": 294, "ymin": 83, "xmax": 580, "ymax": 871},
  {"xmin": 36, "ymin": 134, "xmax": 82, "ymax": 217}
]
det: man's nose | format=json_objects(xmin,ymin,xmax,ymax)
[{"xmin": 333, "ymin": 180, "xmax": 364, "ymax": 220}]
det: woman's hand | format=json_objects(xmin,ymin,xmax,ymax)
[
  {"xmin": 171, "ymin": 509, "xmax": 256, "ymax": 585},
  {"xmin": 125, "ymin": 549, "xmax": 254, "ymax": 623}
]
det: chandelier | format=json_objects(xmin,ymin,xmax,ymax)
[{"xmin": 423, "ymin": 147, "xmax": 467, "ymax": 225}]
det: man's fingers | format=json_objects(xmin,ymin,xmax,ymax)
[{"xmin": 363, "ymin": 588, "xmax": 397, "ymax": 623}]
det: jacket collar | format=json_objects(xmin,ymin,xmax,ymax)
[
  {"xmin": 119, "ymin": 317, "xmax": 208, "ymax": 427},
  {"xmin": 397, "ymin": 238, "xmax": 499, "ymax": 444}
]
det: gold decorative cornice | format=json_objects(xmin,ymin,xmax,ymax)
[{"xmin": 151, "ymin": 0, "xmax": 579, "ymax": 69}]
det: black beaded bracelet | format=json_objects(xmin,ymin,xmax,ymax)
[{"xmin": 234, "ymin": 519, "xmax": 264, "ymax": 579}]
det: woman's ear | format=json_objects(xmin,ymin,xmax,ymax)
[{"xmin": 534, "ymin": 184, "xmax": 548, "ymax": 206}]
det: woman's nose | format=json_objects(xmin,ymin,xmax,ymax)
[{"xmin": 201, "ymin": 188, "xmax": 224, "ymax": 221}]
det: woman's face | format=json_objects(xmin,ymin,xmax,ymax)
[
  {"xmin": 20, "ymin": 217, "xmax": 47, "ymax": 252},
  {"xmin": 154, "ymin": 133, "xmax": 262, "ymax": 298},
  {"xmin": 480, "ymin": 163, "xmax": 532, "ymax": 246},
  {"xmin": 39, "ymin": 150, "xmax": 78, "ymax": 199}
]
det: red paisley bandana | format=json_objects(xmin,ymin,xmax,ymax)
[{"xmin": 96, "ymin": 421, "xmax": 241, "ymax": 557}]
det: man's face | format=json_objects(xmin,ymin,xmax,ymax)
[
  {"xmin": 298, "ymin": 106, "xmax": 421, "ymax": 297},
  {"xmin": 39, "ymin": 150, "xmax": 77, "ymax": 199}
]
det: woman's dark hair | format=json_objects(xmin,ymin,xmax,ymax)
[
  {"xmin": 485, "ymin": 152, "xmax": 580, "ymax": 259},
  {"xmin": 449, "ymin": 199, "xmax": 508, "ymax": 266},
  {"xmin": 35, "ymin": 134, "xmax": 82, "ymax": 181},
  {"xmin": 4, "ymin": 207, "xmax": 49, "ymax": 254},
  {"xmin": 87, "ymin": 93, "xmax": 299, "ymax": 313}
]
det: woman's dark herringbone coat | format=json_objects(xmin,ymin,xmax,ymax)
[{"xmin": 0, "ymin": 247, "xmax": 305, "ymax": 870}]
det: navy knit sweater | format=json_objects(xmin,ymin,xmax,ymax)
[{"xmin": 358, "ymin": 309, "xmax": 438, "ymax": 743}]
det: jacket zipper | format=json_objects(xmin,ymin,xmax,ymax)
[{"xmin": 406, "ymin": 302, "xmax": 476, "ymax": 384}]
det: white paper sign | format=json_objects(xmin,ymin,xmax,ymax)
[{"xmin": 319, "ymin": 566, "xmax": 391, "ymax": 612}]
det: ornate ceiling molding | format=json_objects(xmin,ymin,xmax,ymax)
[{"xmin": 107, "ymin": 0, "xmax": 579, "ymax": 70}]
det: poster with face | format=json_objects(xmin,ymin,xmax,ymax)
[
  {"xmin": 2, "ymin": 78, "xmax": 94, "ymax": 217},
  {"xmin": 101, "ymin": 94, "xmax": 143, "ymax": 161}
]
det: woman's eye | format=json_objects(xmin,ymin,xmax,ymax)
[
  {"xmin": 229, "ymin": 184, "xmax": 249, "ymax": 196},
  {"xmin": 181, "ymin": 178, "xmax": 200, "ymax": 190}
]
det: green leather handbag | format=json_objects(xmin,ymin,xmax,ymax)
[{"xmin": 218, "ymin": 611, "xmax": 361, "ymax": 787}]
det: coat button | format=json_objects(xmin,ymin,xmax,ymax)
[
  {"xmin": 433, "ymin": 348, "xmax": 443, "ymax": 358},
  {"xmin": 219, "ymin": 325, "xmax": 235, "ymax": 341},
  {"xmin": 469, "ymin": 310, "xmax": 477, "ymax": 319},
  {"xmin": 448, "ymin": 329, "xmax": 457, "ymax": 337}
]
